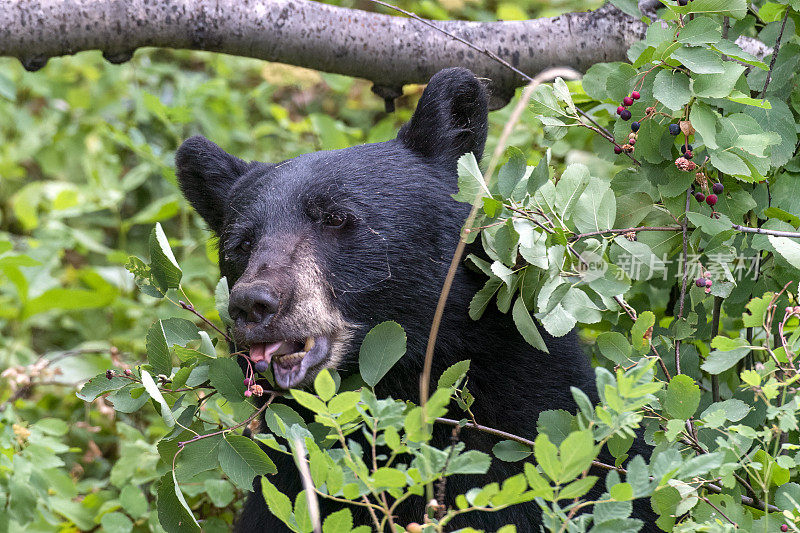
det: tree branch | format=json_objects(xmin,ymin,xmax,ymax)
[{"xmin": 0, "ymin": 0, "xmax": 646, "ymax": 109}]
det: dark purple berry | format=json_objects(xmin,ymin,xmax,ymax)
[
  {"xmin": 706, "ymin": 194, "xmax": 718, "ymax": 206},
  {"xmin": 623, "ymin": 96, "xmax": 634, "ymax": 106},
  {"xmin": 629, "ymin": 138, "xmax": 636, "ymax": 146},
  {"xmin": 695, "ymin": 192, "xmax": 705, "ymax": 203},
  {"xmin": 678, "ymin": 0, "xmax": 688, "ymax": 5},
  {"xmin": 684, "ymin": 151, "xmax": 693, "ymax": 159},
  {"xmin": 614, "ymin": 145, "xmax": 623, "ymax": 154},
  {"xmin": 712, "ymin": 182, "xmax": 724, "ymax": 194},
  {"xmin": 631, "ymin": 121, "xmax": 640, "ymax": 132},
  {"xmin": 669, "ymin": 124, "xmax": 680, "ymax": 135},
  {"xmin": 695, "ymin": 278, "xmax": 705, "ymax": 288},
  {"xmin": 705, "ymin": 279, "xmax": 713, "ymax": 287},
  {"xmin": 106, "ymin": 369, "xmax": 114, "ymax": 380},
  {"xmin": 681, "ymin": 144, "xmax": 693, "ymax": 154},
  {"xmin": 631, "ymin": 91, "xmax": 641, "ymax": 100},
  {"xmin": 620, "ymin": 109, "xmax": 632, "ymax": 121},
  {"xmin": 254, "ymin": 360, "xmax": 269, "ymax": 373},
  {"xmin": 617, "ymin": 106, "xmax": 625, "ymax": 115},
  {"xmin": 243, "ymin": 378, "xmax": 253, "ymax": 387}
]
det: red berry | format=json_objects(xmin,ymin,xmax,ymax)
[
  {"xmin": 706, "ymin": 194, "xmax": 718, "ymax": 206},
  {"xmin": 712, "ymin": 182, "xmax": 724, "ymax": 194},
  {"xmin": 631, "ymin": 91, "xmax": 641, "ymax": 100},
  {"xmin": 695, "ymin": 278, "xmax": 705, "ymax": 288},
  {"xmin": 620, "ymin": 109, "xmax": 632, "ymax": 121},
  {"xmin": 244, "ymin": 390, "xmax": 253, "ymax": 397},
  {"xmin": 243, "ymin": 378, "xmax": 253, "ymax": 387},
  {"xmin": 614, "ymin": 145, "xmax": 623, "ymax": 154},
  {"xmin": 623, "ymin": 96, "xmax": 634, "ymax": 106},
  {"xmin": 629, "ymin": 138, "xmax": 636, "ymax": 145},
  {"xmin": 705, "ymin": 279, "xmax": 713, "ymax": 287},
  {"xmin": 124, "ymin": 369, "xmax": 132, "ymax": 376},
  {"xmin": 617, "ymin": 106, "xmax": 625, "ymax": 115},
  {"xmin": 781, "ymin": 525, "xmax": 788, "ymax": 532},
  {"xmin": 695, "ymin": 192, "xmax": 705, "ymax": 203},
  {"xmin": 684, "ymin": 151, "xmax": 693, "ymax": 159},
  {"xmin": 106, "ymin": 370, "xmax": 114, "ymax": 380}
]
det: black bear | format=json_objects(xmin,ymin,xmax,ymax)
[{"xmin": 176, "ymin": 68, "xmax": 655, "ymax": 532}]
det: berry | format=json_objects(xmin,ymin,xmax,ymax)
[
  {"xmin": 617, "ymin": 106, "xmax": 625, "ymax": 115},
  {"xmin": 669, "ymin": 124, "xmax": 681, "ymax": 135},
  {"xmin": 254, "ymin": 360, "xmax": 269, "ymax": 373},
  {"xmin": 781, "ymin": 525, "xmax": 788, "ymax": 532},
  {"xmin": 705, "ymin": 279, "xmax": 713, "ymax": 287},
  {"xmin": 631, "ymin": 121, "xmax": 640, "ymax": 132},
  {"xmin": 614, "ymin": 145, "xmax": 623, "ymax": 154},
  {"xmin": 406, "ymin": 524, "xmax": 423, "ymax": 533},
  {"xmin": 106, "ymin": 369, "xmax": 114, "ymax": 380},
  {"xmin": 681, "ymin": 144, "xmax": 693, "ymax": 154},
  {"xmin": 124, "ymin": 369, "xmax": 132, "ymax": 376},
  {"xmin": 243, "ymin": 378, "xmax": 253, "ymax": 387},
  {"xmin": 631, "ymin": 91, "xmax": 641, "ymax": 100},
  {"xmin": 695, "ymin": 278, "xmax": 705, "ymax": 288},
  {"xmin": 623, "ymin": 96, "xmax": 634, "ymax": 106},
  {"xmin": 787, "ymin": 307, "xmax": 795, "ymax": 315},
  {"xmin": 695, "ymin": 192, "xmax": 705, "ymax": 203},
  {"xmin": 684, "ymin": 151, "xmax": 693, "ymax": 159},
  {"xmin": 620, "ymin": 109, "xmax": 632, "ymax": 121},
  {"xmin": 244, "ymin": 390, "xmax": 253, "ymax": 398},
  {"xmin": 706, "ymin": 194, "xmax": 718, "ymax": 206},
  {"xmin": 704, "ymin": 272, "xmax": 712, "ymax": 278},
  {"xmin": 629, "ymin": 138, "xmax": 636, "ymax": 146},
  {"xmin": 678, "ymin": 0, "xmax": 688, "ymax": 5},
  {"xmin": 712, "ymin": 182, "xmax": 724, "ymax": 194}
]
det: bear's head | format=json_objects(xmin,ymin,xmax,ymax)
[{"xmin": 176, "ymin": 67, "xmax": 488, "ymax": 389}]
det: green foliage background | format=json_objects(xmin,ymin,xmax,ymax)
[{"xmin": 3, "ymin": 0, "xmax": 800, "ymax": 532}]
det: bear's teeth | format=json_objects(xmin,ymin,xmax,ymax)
[
  {"xmin": 304, "ymin": 337, "xmax": 316, "ymax": 351},
  {"xmin": 277, "ymin": 351, "xmax": 306, "ymax": 365}
]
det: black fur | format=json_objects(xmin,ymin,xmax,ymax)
[{"xmin": 176, "ymin": 67, "xmax": 657, "ymax": 532}]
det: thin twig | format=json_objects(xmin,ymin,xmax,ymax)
[
  {"xmin": 674, "ymin": 189, "xmax": 692, "ymax": 375},
  {"xmin": 761, "ymin": 10, "xmax": 790, "ymax": 98},
  {"xmin": 731, "ymin": 224, "xmax": 800, "ymax": 238},
  {"xmin": 179, "ymin": 300, "xmax": 232, "ymax": 341},
  {"xmin": 419, "ymin": 68, "xmax": 578, "ymax": 409},
  {"xmin": 569, "ymin": 225, "xmax": 682, "ymax": 242},
  {"xmin": 701, "ymin": 496, "xmax": 737, "ymax": 527},
  {"xmin": 711, "ymin": 296, "xmax": 722, "ymax": 403},
  {"xmin": 292, "ymin": 437, "xmax": 322, "ymax": 533}
]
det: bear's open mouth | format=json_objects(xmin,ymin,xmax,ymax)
[{"xmin": 248, "ymin": 336, "xmax": 330, "ymax": 389}]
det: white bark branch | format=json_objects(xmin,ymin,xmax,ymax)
[{"xmin": 0, "ymin": 0, "xmax": 646, "ymax": 108}]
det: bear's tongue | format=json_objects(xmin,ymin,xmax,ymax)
[{"xmin": 249, "ymin": 341, "xmax": 289, "ymax": 365}]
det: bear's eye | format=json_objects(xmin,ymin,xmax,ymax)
[
  {"xmin": 239, "ymin": 240, "xmax": 252, "ymax": 253},
  {"xmin": 323, "ymin": 212, "xmax": 349, "ymax": 229}
]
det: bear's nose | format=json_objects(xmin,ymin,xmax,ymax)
[{"xmin": 228, "ymin": 283, "xmax": 280, "ymax": 325}]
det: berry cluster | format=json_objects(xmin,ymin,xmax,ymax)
[
  {"xmin": 695, "ymin": 271, "xmax": 713, "ymax": 294},
  {"xmin": 615, "ymin": 90, "xmax": 640, "ymax": 122},
  {"xmin": 243, "ymin": 377, "xmax": 265, "ymax": 398},
  {"xmin": 691, "ymin": 172, "xmax": 724, "ymax": 211},
  {"xmin": 785, "ymin": 306, "xmax": 800, "ymax": 316}
]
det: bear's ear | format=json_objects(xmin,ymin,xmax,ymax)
[
  {"xmin": 398, "ymin": 67, "xmax": 489, "ymax": 163},
  {"xmin": 175, "ymin": 136, "xmax": 251, "ymax": 233}
]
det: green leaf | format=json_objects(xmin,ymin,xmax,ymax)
[
  {"xmin": 671, "ymin": 46, "xmax": 724, "ymax": 74},
  {"xmin": 215, "ymin": 277, "xmax": 233, "ymax": 326},
  {"xmin": 687, "ymin": 212, "xmax": 733, "ymax": 236},
  {"xmin": 372, "ymin": 467, "xmax": 407, "ymax": 488},
  {"xmin": 77, "ymin": 374, "xmax": 129, "ymax": 402},
  {"xmin": 534, "ymin": 434, "xmax": 561, "ymax": 481},
  {"xmin": 358, "ymin": 321, "xmax": 407, "ymax": 387},
  {"xmin": 493, "ymin": 440, "xmax": 532, "ymax": 462},
  {"xmin": 438, "ymin": 360, "xmax": 471, "ymax": 389},
  {"xmin": 141, "ymin": 370, "xmax": 175, "ymax": 427},
  {"xmin": 631, "ymin": 311, "xmax": 655, "ymax": 352},
  {"xmin": 573, "ymin": 180, "xmax": 616, "ymax": 234},
  {"xmin": 157, "ymin": 472, "xmax": 200, "ymax": 533},
  {"xmin": 537, "ymin": 409, "xmax": 573, "ymax": 447},
  {"xmin": 146, "ymin": 320, "xmax": 173, "ymax": 377},
  {"xmin": 700, "ymin": 399, "xmax": 751, "ymax": 423},
  {"xmin": 149, "ymin": 223, "xmax": 182, "ymax": 291},
  {"xmin": 610, "ymin": 482, "xmax": 634, "ymax": 501},
  {"xmin": 653, "ymin": 70, "xmax": 691, "ymax": 111},
  {"xmin": 498, "ymin": 147, "xmax": 527, "ymax": 198},
  {"xmin": 218, "ymin": 435, "xmax": 277, "ymax": 491},
  {"xmin": 597, "ymin": 332, "xmax": 633, "ymax": 364},
  {"xmin": 559, "ymin": 430, "xmax": 595, "ymax": 482},
  {"xmin": 452, "ymin": 152, "xmax": 489, "ymax": 203},
  {"xmin": 701, "ymin": 347, "xmax": 751, "ymax": 374},
  {"xmin": 261, "ymin": 478, "xmax": 294, "ymax": 526},
  {"xmin": 314, "ymin": 369, "xmax": 336, "ymax": 402},
  {"xmin": 693, "ymin": 62, "xmax": 746, "ymax": 99},
  {"xmin": 512, "ymin": 297, "xmax": 549, "ymax": 353},
  {"xmin": 689, "ymin": 102, "xmax": 719, "ymax": 148},
  {"xmin": 527, "ymin": 155, "xmax": 550, "ymax": 194},
  {"xmin": 208, "ymin": 357, "xmax": 245, "ymax": 403},
  {"xmin": 290, "ymin": 389, "xmax": 329, "ymax": 414},
  {"xmin": 672, "ymin": 0, "xmax": 747, "ymax": 19},
  {"xmin": 559, "ymin": 476, "xmax": 598, "ymax": 500},
  {"xmin": 323, "ymin": 509, "xmax": 353, "ymax": 533},
  {"xmin": 768, "ymin": 235, "xmax": 800, "ymax": 270},
  {"xmin": 664, "ymin": 375, "xmax": 701, "ymax": 420},
  {"xmin": 204, "ymin": 479, "xmax": 235, "ymax": 508},
  {"xmin": 100, "ymin": 512, "xmax": 133, "ymax": 533},
  {"xmin": 677, "ymin": 17, "xmax": 722, "ymax": 45}
]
